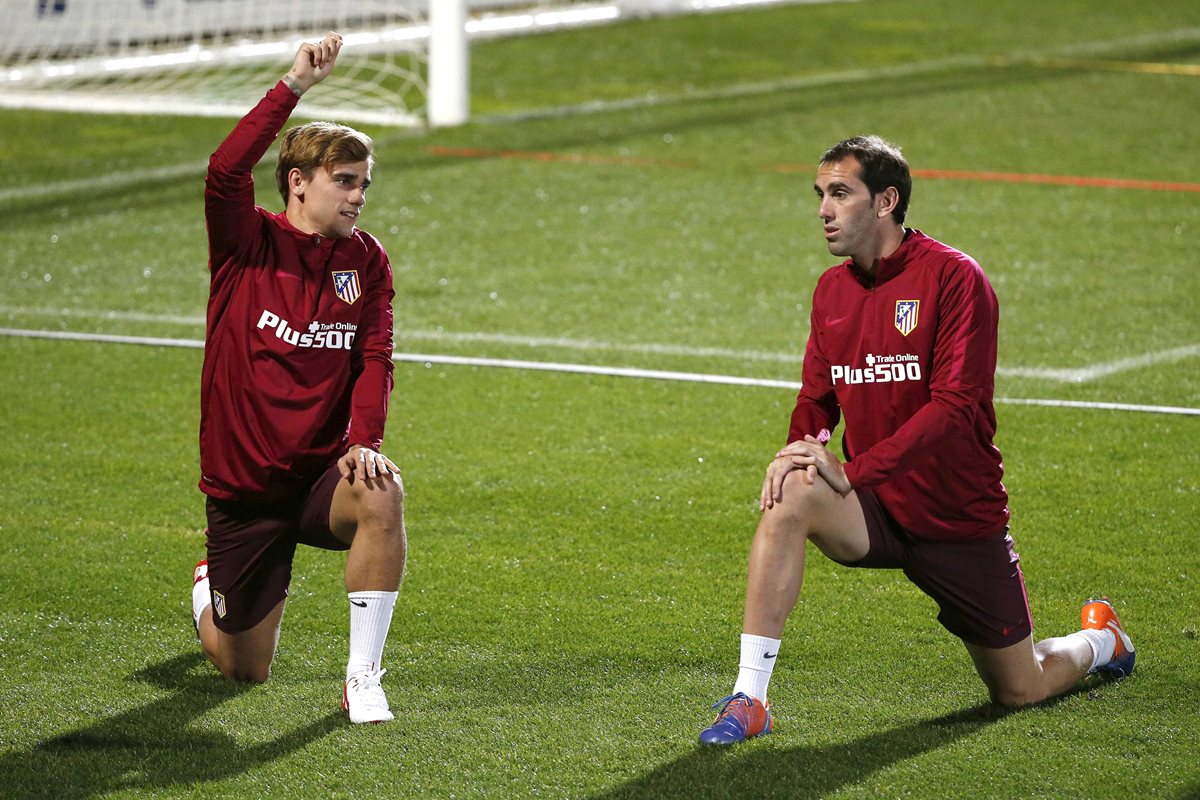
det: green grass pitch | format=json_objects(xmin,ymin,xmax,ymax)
[{"xmin": 1, "ymin": 1, "xmax": 1198, "ymax": 797}]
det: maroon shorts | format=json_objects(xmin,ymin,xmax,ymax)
[
  {"xmin": 204, "ymin": 463, "xmax": 348, "ymax": 633},
  {"xmin": 840, "ymin": 488, "xmax": 1033, "ymax": 649}
]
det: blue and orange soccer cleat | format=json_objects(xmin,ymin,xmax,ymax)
[
  {"xmin": 1081, "ymin": 597, "xmax": 1135, "ymax": 678},
  {"xmin": 698, "ymin": 692, "xmax": 773, "ymax": 745}
]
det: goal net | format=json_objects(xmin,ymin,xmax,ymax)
[
  {"xmin": 0, "ymin": 0, "xmax": 430, "ymax": 126},
  {"xmin": 0, "ymin": 0, "xmax": 807, "ymax": 127}
]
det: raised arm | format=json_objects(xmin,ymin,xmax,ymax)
[{"xmin": 204, "ymin": 32, "xmax": 344, "ymax": 266}]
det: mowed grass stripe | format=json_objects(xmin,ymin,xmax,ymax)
[
  {"xmin": 7, "ymin": 24, "xmax": 1200, "ymax": 207},
  {"xmin": 988, "ymin": 54, "xmax": 1200, "ymax": 77},
  {"xmin": 432, "ymin": 146, "xmax": 1200, "ymax": 193},
  {"xmin": 475, "ymin": 25, "xmax": 1200, "ymax": 123}
]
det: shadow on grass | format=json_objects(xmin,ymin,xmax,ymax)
[
  {"xmin": 591, "ymin": 704, "xmax": 1009, "ymax": 800},
  {"xmin": 1, "ymin": 652, "xmax": 342, "ymax": 799}
]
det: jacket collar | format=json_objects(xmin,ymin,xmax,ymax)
[{"xmin": 849, "ymin": 228, "xmax": 918, "ymax": 288}]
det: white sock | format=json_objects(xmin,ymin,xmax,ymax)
[
  {"xmin": 347, "ymin": 591, "xmax": 398, "ymax": 680},
  {"xmin": 1071, "ymin": 628, "xmax": 1116, "ymax": 671},
  {"xmin": 731, "ymin": 633, "xmax": 781, "ymax": 702},
  {"xmin": 192, "ymin": 573, "xmax": 212, "ymax": 629}
]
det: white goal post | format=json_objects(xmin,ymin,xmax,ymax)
[{"xmin": 0, "ymin": 0, "xmax": 811, "ymax": 127}]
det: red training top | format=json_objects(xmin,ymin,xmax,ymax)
[
  {"xmin": 199, "ymin": 82, "xmax": 395, "ymax": 502},
  {"xmin": 788, "ymin": 229, "xmax": 1008, "ymax": 540}
]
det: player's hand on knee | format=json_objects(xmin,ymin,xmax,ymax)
[
  {"xmin": 776, "ymin": 435, "xmax": 851, "ymax": 497},
  {"xmin": 760, "ymin": 457, "xmax": 806, "ymax": 512},
  {"xmin": 339, "ymin": 445, "xmax": 401, "ymax": 484},
  {"xmin": 761, "ymin": 436, "xmax": 851, "ymax": 510}
]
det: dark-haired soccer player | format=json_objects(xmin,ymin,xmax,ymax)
[
  {"xmin": 699, "ymin": 135, "xmax": 1134, "ymax": 745},
  {"xmin": 190, "ymin": 32, "xmax": 406, "ymax": 724}
]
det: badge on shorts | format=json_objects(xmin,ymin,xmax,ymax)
[
  {"xmin": 212, "ymin": 590, "xmax": 228, "ymax": 619},
  {"xmin": 333, "ymin": 270, "xmax": 361, "ymax": 305},
  {"xmin": 895, "ymin": 300, "xmax": 919, "ymax": 336}
]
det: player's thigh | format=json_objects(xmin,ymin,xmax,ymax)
[
  {"xmin": 215, "ymin": 599, "xmax": 287, "ymax": 683},
  {"xmin": 296, "ymin": 464, "xmax": 355, "ymax": 550},
  {"xmin": 205, "ymin": 497, "xmax": 298, "ymax": 631},
  {"xmin": 767, "ymin": 471, "xmax": 871, "ymax": 564}
]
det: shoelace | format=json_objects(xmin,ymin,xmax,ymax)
[
  {"xmin": 711, "ymin": 693, "xmax": 750, "ymax": 721},
  {"xmin": 348, "ymin": 669, "xmax": 389, "ymax": 707}
]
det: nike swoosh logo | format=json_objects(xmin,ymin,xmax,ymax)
[
  {"xmin": 763, "ymin": 652, "xmax": 777, "ymax": 659},
  {"xmin": 1107, "ymin": 620, "xmax": 1135, "ymax": 652},
  {"xmin": 825, "ymin": 315, "xmax": 851, "ymax": 326},
  {"xmin": 350, "ymin": 600, "xmax": 368, "ymax": 607}
]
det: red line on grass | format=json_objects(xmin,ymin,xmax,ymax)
[
  {"xmin": 430, "ymin": 146, "xmax": 1200, "ymax": 193},
  {"xmin": 911, "ymin": 168, "xmax": 1200, "ymax": 193},
  {"xmin": 775, "ymin": 163, "xmax": 1200, "ymax": 192}
]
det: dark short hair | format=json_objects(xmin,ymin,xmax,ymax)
[{"xmin": 820, "ymin": 135, "xmax": 911, "ymax": 224}]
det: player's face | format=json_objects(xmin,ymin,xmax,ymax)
[
  {"xmin": 290, "ymin": 160, "xmax": 371, "ymax": 239},
  {"xmin": 813, "ymin": 158, "xmax": 886, "ymax": 262}
]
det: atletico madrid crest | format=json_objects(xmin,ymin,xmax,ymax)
[
  {"xmin": 333, "ymin": 270, "xmax": 361, "ymax": 305},
  {"xmin": 894, "ymin": 300, "xmax": 919, "ymax": 336}
]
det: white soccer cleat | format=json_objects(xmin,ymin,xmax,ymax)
[{"xmin": 342, "ymin": 669, "xmax": 394, "ymax": 724}]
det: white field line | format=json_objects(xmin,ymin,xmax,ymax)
[
  {"xmin": 2, "ymin": 327, "xmax": 1197, "ymax": 417},
  {"xmin": 397, "ymin": 329, "xmax": 804, "ymax": 362},
  {"xmin": 0, "ymin": 306, "xmax": 208, "ymax": 327},
  {"xmin": 1, "ymin": 307, "xmax": 1197, "ymax": 382},
  {"xmin": 993, "ymin": 397, "xmax": 1200, "ymax": 417},
  {"xmin": 0, "ymin": 305, "xmax": 800, "ymax": 363},
  {"xmin": 998, "ymin": 343, "xmax": 1200, "ymax": 383},
  {"xmin": 0, "ymin": 328, "xmax": 206, "ymax": 350},
  {"xmin": 392, "ymin": 351, "xmax": 802, "ymax": 388},
  {"xmin": 0, "ymin": 160, "xmax": 209, "ymax": 204}
]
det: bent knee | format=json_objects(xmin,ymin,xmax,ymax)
[
  {"xmin": 761, "ymin": 473, "xmax": 859, "ymax": 541},
  {"xmin": 988, "ymin": 684, "xmax": 1047, "ymax": 708},
  {"xmin": 220, "ymin": 663, "xmax": 271, "ymax": 684},
  {"xmin": 382, "ymin": 470, "xmax": 405, "ymax": 499},
  {"xmin": 772, "ymin": 471, "xmax": 841, "ymax": 516},
  {"xmin": 348, "ymin": 470, "xmax": 405, "ymax": 505},
  {"xmin": 211, "ymin": 640, "xmax": 276, "ymax": 684},
  {"xmin": 339, "ymin": 474, "xmax": 405, "ymax": 528}
]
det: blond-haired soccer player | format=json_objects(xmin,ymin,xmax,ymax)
[
  {"xmin": 191, "ymin": 32, "xmax": 405, "ymax": 724},
  {"xmin": 699, "ymin": 136, "xmax": 1133, "ymax": 745}
]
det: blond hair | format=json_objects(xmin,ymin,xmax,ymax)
[{"xmin": 275, "ymin": 121, "xmax": 374, "ymax": 205}]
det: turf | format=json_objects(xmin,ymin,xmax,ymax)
[{"xmin": 1, "ymin": 1, "xmax": 1199, "ymax": 798}]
